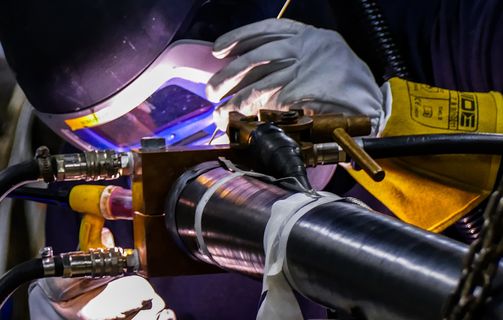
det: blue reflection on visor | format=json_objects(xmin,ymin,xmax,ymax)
[{"xmin": 73, "ymin": 78, "xmax": 221, "ymax": 151}]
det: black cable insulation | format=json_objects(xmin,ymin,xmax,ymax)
[
  {"xmin": 0, "ymin": 160, "xmax": 40, "ymax": 202},
  {"xmin": 0, "ymin": 257, "xmax": 63, "ymax": 308},
  {"xmin": 354, "ymin": 0, "xmax": 409, "ymax": 79},
  {"xmin": 251, "ymin": 123, "xmax": 312, "ymax": 190},
  {"xmin": 362, "ymin": 134, "xmax": 503, "ymax": 158},
  {"xmin": 8, "ymin": 186, "xmax": 70, "ymax": 207}
]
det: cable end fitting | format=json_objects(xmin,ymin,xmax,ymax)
[
  {"xmin": 40, "ymin": 247, "xmax": 139, "ymax": 278},
  {"xmin": 61, "ymin": 247, "xmax": 139, "ymax": 278},
  {"xmin": 53, "ymin": 150, "xmax": 133, "ymax": 181}
]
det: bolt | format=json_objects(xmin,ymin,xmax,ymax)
[
  {"xmin": 40, "ymin": 246, "xmax": 53, "ymax": 258},
  {"xmin": 280, "ymin": 110, "xmax": 299, "ymax": 124},
  {"xmin": 35, "ymin": 146, "xmax": 51, "ymax": 159},
  {"xmin": 140, "ymin": 137, "xmax": 166, "ymax": 151}
]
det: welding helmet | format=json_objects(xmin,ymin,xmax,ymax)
[{"xmin": 0, "ymin": 0, "xmax": 277, "ymax": 150}]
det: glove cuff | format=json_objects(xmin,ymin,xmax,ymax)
[{"xmin": 376, "ymin": 81, "xmax": 392, "ymax": 136}]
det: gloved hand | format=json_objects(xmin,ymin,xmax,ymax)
[
  {"xmin": 344, "ymin": 77, "xmax": 503, "ymax": 232},
  {"xmin": 206, "ymin": 18, "xmax": 389, "ymax": 135},
  {"xmin": 29, "ymin": 276, "xmax": 175, "ymax": 320}
]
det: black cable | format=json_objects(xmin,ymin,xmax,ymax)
[
  {"xmin": 0, "ymin": 160, "xmax": 40, "ymax": 202},
  {"xmin": 354, "ymin": 0, "xmax": 409, "ymax": 80},
  {"xmin": 251, "ymin": 123, "xmax": 312, "ymax": 190},
  {"xmin": 0, "ymin": 257, "xmax": 63, "ymax": 308},
  {"xmin": 8, "ymin": 186, "xmax": 70, "ymax": 207},
  {"xmin": 362, "ymin": 134, "xmax": 503, "ymax": 158}
]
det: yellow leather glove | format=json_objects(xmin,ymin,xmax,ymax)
[{"xmin": 344, "ymin": 77, "xmax": 503, "ymax": 232}]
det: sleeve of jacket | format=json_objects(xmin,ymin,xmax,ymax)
[{"xmin": 376, "ymin": 0, "xmax": 503, "ymax": 92}]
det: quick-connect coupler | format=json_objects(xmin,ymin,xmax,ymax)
[
  {"xmin": 52, "ymin": 150, "xmax": 132, "ymax": 181},
  {"xmin": 35, "ymin": 147, "xmax": 133, "ymax": 182},
  {"xmin": 40, "ymin": 246, "xmax": 139, "ymax": 278}
]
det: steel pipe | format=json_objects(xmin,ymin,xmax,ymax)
[{"xmin": 166, "ymin": 162, "xmax": 503, "ymax": 320}]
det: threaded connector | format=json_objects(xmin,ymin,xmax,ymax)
[
  {"xmin": 52, "ymin": 150, "xmax": 133, "ymax": 181},
  {"xmin": 61, "ymin": 247, "xmax": 139, "ymax": 278},
  {"xmin": 40, "ymin": 247, "xmax": 139, "ymax": 278},
  {"xmin": 307, "ymin": 142, "xmax": 347, "ymax": 166}
]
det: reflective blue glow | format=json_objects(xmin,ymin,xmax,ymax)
[{"xmin": 72, "ymin": 78, "xmax": 225, "ymax": 151}]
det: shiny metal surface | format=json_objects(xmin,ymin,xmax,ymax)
[
  {"xmin": 60, "ymin": 247, "xmax": 137, "ymax": 278},
  {"xmin": 173, "ymin": 166, "xmax": 291, "ymax": 277},
  {"xmin": 53, "ymin": 150, "xmax": 131, "ymax": 181},
  {"xmin": 287, "ymin": 202, "xmax": 465, "ymax": 320},
  {"xmin": 309, "ymin": 142, "xmax": 347, "ymax": 166},
  {"xmin": 132, "ymin": 145, "xmax": 242, "ymax": 277},
  {"xmin": 40, "ymin": 246, "xmax": 56, "ymax": 276},
  {"xmin": 169, "ymin": 164, "xmax": 503, "ymax": 319}
]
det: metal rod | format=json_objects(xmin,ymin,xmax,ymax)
[
  {"xmin": 332, "ymin": 127, "xmax": 384, "ymax": 181},
  {"xmin": 277, "ymin": 0, "xmax": 292, "ymax": 19}
]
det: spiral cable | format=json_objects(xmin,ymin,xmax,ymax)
[
  {"xmin": 454, "ymin": 209, "xmax": 484, "ymax": 244},
  {"xmin": 355, "ymin": 0, "xmax": 409, "ymax": 80}
]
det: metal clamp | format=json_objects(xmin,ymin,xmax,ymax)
[{"xmin": 35, "ymin": 146, "xmax": 55, "ymax": 183}]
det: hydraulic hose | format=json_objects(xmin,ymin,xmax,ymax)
[
  {"xmin": 167, "ymin": 162, "xmax": 503, "ymax": 320},
  {"xmin": 0, "ymin": 160, "xmax": 40, "ymax": 202},
  {"xmin": 360, "ymin": 133, "xmax": 503, "ymax": 158},
  {"xmin": 0, "ymin": 257, "xmax": 63, "ymax": 308}
]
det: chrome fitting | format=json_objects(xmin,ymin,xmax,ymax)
[
  {"xmin": 61, "ymin": 247, "xmax": 139, "ymax": 278},
  {"xmin": 53, "ymin": 150, "xmax": 133, "ymax": 181},
  {"xmin": 40, "ymin": 246, "xmax": 56, "ymax": 276},
  {"xmin": 311, "ymin": 142, "xmax": 347, "ymax": 165}
]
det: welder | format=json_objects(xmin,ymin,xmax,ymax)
[{"xmin": 0, "ymin": 0, "xmax": 333, "ymax": 319}]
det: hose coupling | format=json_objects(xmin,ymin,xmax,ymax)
[
  {"xmin": 35, "ymin": 146, "xmax": 55, "ymax": 183},
  {"xmin": 307, "ymin": 142, "xmax": 348, "ymax": 166},
  {"xmin": 53, "ymin": 150, "xmax": 133, "ymax": 181},
  {"xmin": 40, "ymin": 247, "xmax": 139, "ymax": 278},
  {"xmin": 61, "ymin": 247, "xmax": 139, "ymax": 278}
]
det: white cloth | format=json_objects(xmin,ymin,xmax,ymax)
[
  {"xmin": 29, "ymin": 276, "xmax": 175, "ymax": 320},
  {"xmin": 258, "ymin": 192, "xmax": 341, "ymax": 320},
  {"xmin": 207, "ymin": 18, "xmax": 388, "ymax": 135}
]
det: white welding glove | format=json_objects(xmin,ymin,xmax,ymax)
[
  {"xmin": 29, "ymin": 276, "xmax": 175, "ymax": 320},
  {"xmin": 206, "ymin": 18, "xmax": 390, "ymax": 135}
]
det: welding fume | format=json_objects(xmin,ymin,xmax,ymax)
[{"xmin": 0, "ymin": 0, "xmax": 502, "ymax": 319}]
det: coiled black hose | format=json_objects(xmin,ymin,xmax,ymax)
[
  {"xmin": 361, "ymin": 134, "xmax": 503, "ymax": 158},
  {"xmin": 0, "ymin": 257, "xmax": 63, "ymax": 308},
  {"xmin": 0, "ymin": 160, "xmax": 41, "ymax": 202},
  {"xmin": 355, "ymin": 0, "xmax": 409, "ymax": 79},
  {"xmin": 454, "ymin": 210, "xmax": 484, "ymax": 243}
]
